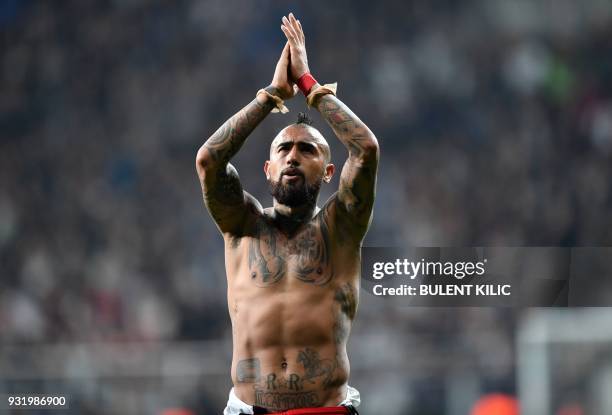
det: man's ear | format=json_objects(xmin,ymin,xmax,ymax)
[
  {"xmin": 264, "ymin": 160, "xmax": 270, "ymax": 180},
  {"xmin": 323, "ymin": 163, "xmax": 335, "ymax": 183}
]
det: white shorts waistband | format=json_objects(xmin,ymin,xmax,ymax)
[{"xmin": 223, "ymin": 385, "xmax": 361, "ymax": 415}]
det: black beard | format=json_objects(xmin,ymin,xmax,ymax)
[{"xmin": 268, "ymin": 176, "xmax": 321, "ymax": 207}]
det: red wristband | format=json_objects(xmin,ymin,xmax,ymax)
[{"xmin": 297, "ymin": 72, "xmax": 318, "ymax": 96}]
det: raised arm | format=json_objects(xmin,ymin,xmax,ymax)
[
  {"xmin": 281, "ymin": 14, "xmax": 379, "ymax": 242},
  {"xmin": 196, "ymin": 42, "xmax": 297, "ymax": 236},
  {"xmin": 315, "ymin": 94, "xmax": 379, "ymax": 237}
]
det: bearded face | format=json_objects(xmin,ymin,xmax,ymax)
[
  {"xmin": 268, "ymin": 169, "xmax": 322, "ymax": 207},
  {"xmin": 265, "ymin": 124, "xmax": 334, "ymax": 208}
]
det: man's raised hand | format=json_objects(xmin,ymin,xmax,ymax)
[
  {"xmin": 281, "ymin": 13, "xmax": 310, "ymax": 82},
  {"xmin": 269, "ymin": 42, "xmax": 299, "ymax": 100}
]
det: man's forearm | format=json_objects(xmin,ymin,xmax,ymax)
[
  {"xmin": 315, "ymin": 89, "xmax": 379, "ymax": 235},
  {"xmin": 314, "ymin": 92, "xmax": 378, "ymax": 160},
  {"xmin": 197, "ymin": 87, "xmax": 279, "ymax": 169}
]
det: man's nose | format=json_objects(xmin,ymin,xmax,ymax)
[{"xmin": 286, "ymin": 147, "xmax": 300, "ymax": 165}]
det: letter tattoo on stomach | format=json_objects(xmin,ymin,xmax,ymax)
[{"xmin": 249, "ymin": 347, "xmax": 339, "ymax": 411}]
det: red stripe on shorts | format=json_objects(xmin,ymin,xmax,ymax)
[{"xmin": 272, "ymin": 406, "xmax": 350, "ymax": 415}]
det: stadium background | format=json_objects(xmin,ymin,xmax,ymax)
[{"xmin": 2, "ymin": 1, "xmax": 612, "ymax": 414}]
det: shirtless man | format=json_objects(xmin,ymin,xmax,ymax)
[{"xmin": 196, "ymin": 14, "xmax": 379, "ymax": 414}]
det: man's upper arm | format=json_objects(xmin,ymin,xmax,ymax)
[
  {"xmin": 196, "ymin": 149, "xmax": 262, "ymax": 235},
  {"xmin": 333, "ymin": 139, "xmax": 379, "ymax": 242}
]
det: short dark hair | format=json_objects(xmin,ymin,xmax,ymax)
[{"xmin": 296, "ymin": 112, "xmax": 313, "ymax": 126}]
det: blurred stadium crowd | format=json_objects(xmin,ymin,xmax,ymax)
[{"xmin": 1, "ymin": 0, "xmax": 612, "ymax": 413}]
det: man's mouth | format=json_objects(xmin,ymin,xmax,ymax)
[{"xmin": 282, "ymin": 168, "xmax": 303, "ymax": 180}]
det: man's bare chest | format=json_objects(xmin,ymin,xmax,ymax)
[{"xmin": 247, "ymin": 215, "xmax": 334, "ymax": 287}]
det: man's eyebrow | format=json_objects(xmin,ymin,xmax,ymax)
[
  {"xmin": 276, "ymin": 139, "xmax": 318, "ymax": 147},
  {"xmin": 298, "ymin": 141, "xmax": 318, "ymax": 150}
]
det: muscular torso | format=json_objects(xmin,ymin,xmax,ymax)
[{"xmin": 225, "ymin": 205, "xmax": 360, "ymax": 411}]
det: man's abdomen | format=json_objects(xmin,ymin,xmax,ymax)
[{"xmin": 229, "ymin": 287, "xmax": 351, "ymax": 411}]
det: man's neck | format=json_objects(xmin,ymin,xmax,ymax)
[{"xmin": 271, "ymin": 200, "xmax": 319, "ymax": 231}]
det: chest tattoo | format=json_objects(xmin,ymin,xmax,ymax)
[{"xmin": 248, "ymin": 215, "xmax": 334, "ymax": 286}]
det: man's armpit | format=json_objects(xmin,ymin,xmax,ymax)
[{"xmin": 202, "ymin": 164, "xmax": 261, "ymax": 234}]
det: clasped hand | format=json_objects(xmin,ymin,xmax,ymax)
[{"xmin": 269, "ymin": 13, "xmax": 311, "ymax": 100}]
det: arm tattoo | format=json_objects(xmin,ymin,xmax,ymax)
[
  {"xmin": 316, "ymin": 94, "xmax": 376, "ymax": 159},
  {"xmin": 315, "ymin": 94, "xmax": 379, "ymax": 239},
  {"xmin": 198, "ymin": 88, "xmax": 278, "ymax": 233},
  {"xmin": 204, "ymin": 92, "xmax": 276, "ymax": 165}
]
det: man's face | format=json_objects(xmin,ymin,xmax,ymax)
[{"xmin": 264, "ymin": 124, "xmax": 334, "ymax": 207}]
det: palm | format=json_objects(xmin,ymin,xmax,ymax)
[
  {"xmin": 270, "ymin": 42, "xmax": 297, "ymax": 100},
  {"xmin": 281, "ymin": 13, "xmax": 309, "ymax": 81}
]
